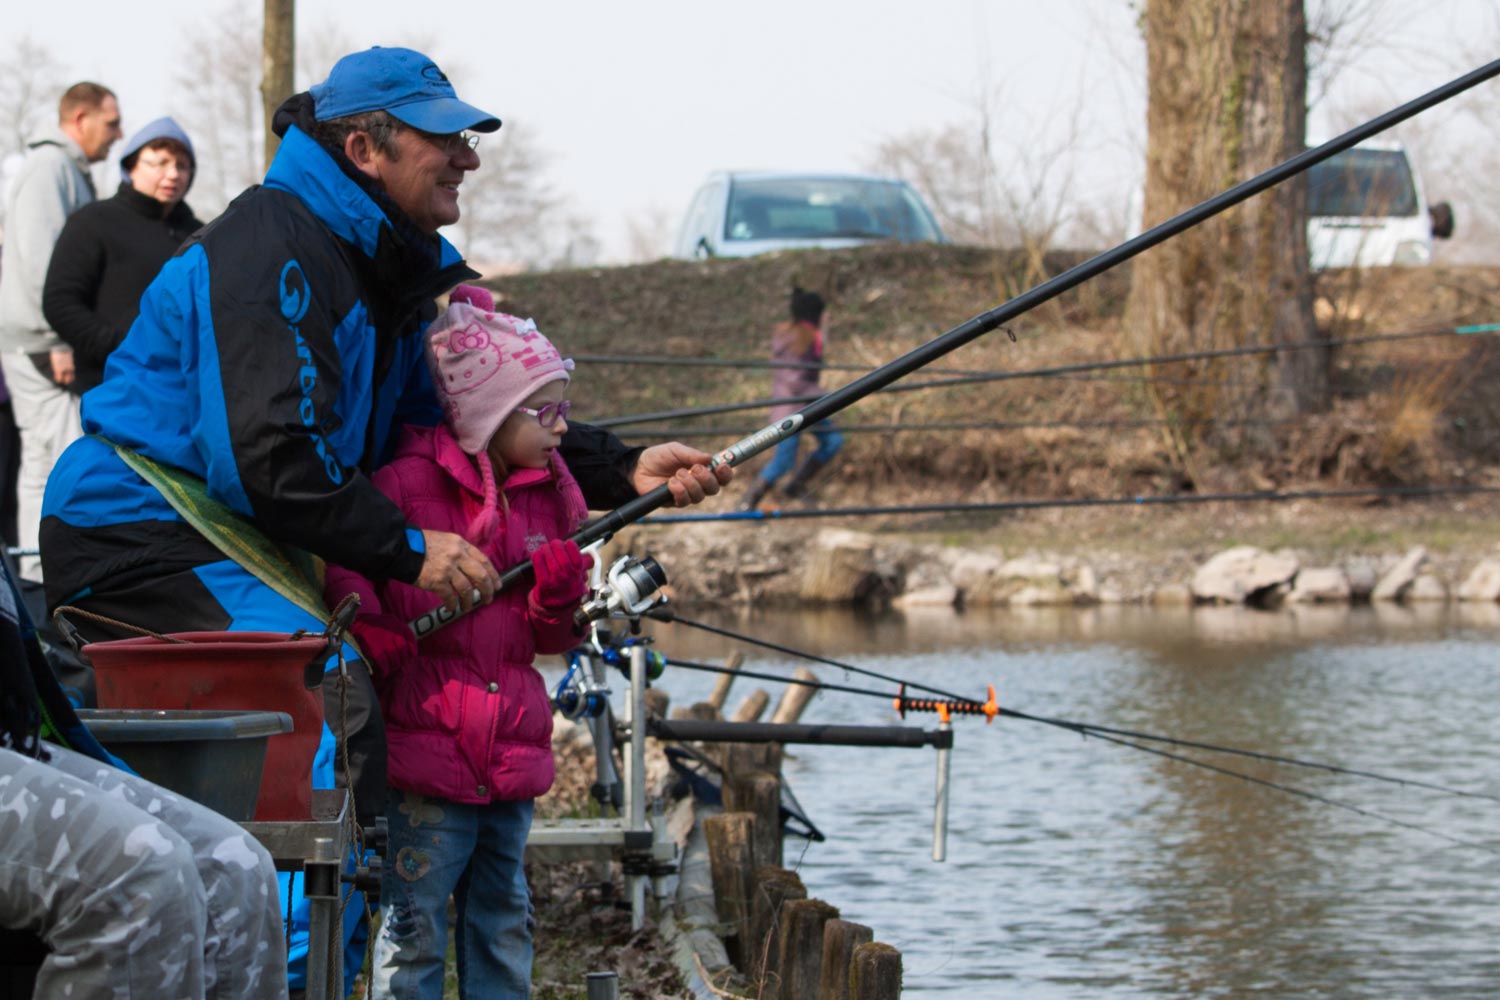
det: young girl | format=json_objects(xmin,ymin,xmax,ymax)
[
  {"xmin": 324, "ymin": 284, "xmax": 591, "ymax": 999},
  {"xmin": 740, "ymin": 286, "xmax": 843, "ymax": 510}
]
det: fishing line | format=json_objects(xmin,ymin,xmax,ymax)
[
  {"xmin": 664, "ymin": 655, "xmax": 1500, "ymax": 850},
  {"xmin": 592, "ymin": 325, "xmax": 1497, "ymax": 428},
  {"xmin": 664, "ymin": 656, "xmax": 920, "ymax": 703},
  {"xmin": 644, "ymin": 484, "xmax": 1500, "ymax": 523},
  {"xmin": 649, "ymin": 607, "xmax": 966, "ymax": 703},
  {"xmin": 1077, "ymin": 729, "xmax": 1500, "ymax": 854},
  {"xmin": 574, "ymin": 322, "xmax": 1498, "ymax": 382},
  {"xmin": 411, "ymin": 58, "xmax": 1500, "ymax": 622},
  {"xmin": 657, "ymin": 612, "xmax": 1500, "ymax": 803}
]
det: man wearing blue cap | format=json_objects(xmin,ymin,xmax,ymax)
[{"xmin": 38, "ymin": 46, "xmax": 730, "ymax": 992}]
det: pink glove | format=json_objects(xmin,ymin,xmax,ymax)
[
  {"xmin": 449, "ymin": 284, "xmax": 494, "ymax": 311},
  {"xmin": 530, "ymin": 539, "xmax": 593, "ymax": 611},
  {"xmin": 349, "ymin": 614, "xmax": 418, "ymax": 673}
]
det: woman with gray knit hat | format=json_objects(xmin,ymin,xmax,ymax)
[{"xmin": 42, "ymin": 116, "xmax": 204, "ymax": 392}]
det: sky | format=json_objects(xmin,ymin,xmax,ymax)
[{"xmin": 8, "ymin": 0, "xmax": 1499, "ymax": 263}]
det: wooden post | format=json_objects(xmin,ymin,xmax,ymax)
[
  {"xmin": 722, "ymin": 741, "xmax": 783, "ymax": 778},
  {"xmin": 703, "ymin": 812, "xmax": 756, "ymax": 971},
  {"xmin": 707, "ymin": 651, "xmax": 744, "ymax": 710},
  {"xmin": 817, "ymin": 919, "xmax": 874, "ymax": 1000},
  {"xmin": 730, "ymin": 688, "xmax": 770, "ymax": 723},
  {"xmin": 260, "ymin": 0, "xmax": 295, "ymax": 172},
  {"xmin": 669, "ymin": 701, "xmax": 718, "ymax": 721},
  {"xmin": 775, "ymin": 897, "xmax": 840, "ymax": 1000},
  {"xmin": 749, "ymin": 866, "xmax": 806, "ymax": 991},
  {"xmin": 643, "ymin": 687, "xmax": 670, "ymax": 719},
  {"xmin": 723, "ymin": 771, "xmax": 781, "ymax": 870},
  {"xmin": 771, "ymin": 667, "xmax": 820, "ymax": 724},
  {"xmin": 850, "ymin": 942, "xmax": 902, "ymax": 1000}
]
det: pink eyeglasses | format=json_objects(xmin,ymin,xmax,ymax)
[{"xmin": 514, "ymin": 400, "xmax": 572, "ymax": 428}]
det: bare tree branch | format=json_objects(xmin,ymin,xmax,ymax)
[
  {"xmin": 0, "ymin": 36, "xmax": 64, "ymax": 160},
  {"xmin": 172, "ymin": 1, "xmax": 264, "ymax": 214}
]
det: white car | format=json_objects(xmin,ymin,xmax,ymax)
[
  {"xmin": 1305, "ymin": 139, "xmax": 1453, "ymax": 269},
  {"xmin": 673, "ymin": 171, "xmax": 947, "ymax": 259}
]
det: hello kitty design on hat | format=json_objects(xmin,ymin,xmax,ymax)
[
  {"xmin": 426, "ymin": 285, "xmax": 574, "ymax": 543},
  {"xmin": 427, "ymin": 286, "xmax": 573, "ymax": 455}
]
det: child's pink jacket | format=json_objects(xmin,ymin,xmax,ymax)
[{"xmin": 324, "ymin": 423, "xmax": 588, "ymax": 804}]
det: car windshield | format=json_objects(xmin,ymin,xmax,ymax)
[
  {"xmin": 724, "ymin": 177, "xmax": 944, "ymax": 243},
  {"xmin": 1306, "ymin": 149, "xmax": 1419, "ymax": 218}
]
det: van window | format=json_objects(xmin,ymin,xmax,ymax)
[
  {"xmin": 724, "ymin": 177, "xmax": 943, "ymax": 244},
  {"xmin": 1306, "ymin": 148, "xmax": 1419, "ymax": 218}
]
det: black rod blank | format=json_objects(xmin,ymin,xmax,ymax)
[{"xmin": 646, "ymin": 717, "xmax": 952, "ymax": 749}]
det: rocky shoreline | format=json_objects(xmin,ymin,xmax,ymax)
[{"xmin": 603, "ymin": 514, "xmax": 1500, "ymax": 612}]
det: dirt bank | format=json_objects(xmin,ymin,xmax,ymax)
[{"xmin": 485, "ymin": 248, "xmax": 1500, "ymax": 512}]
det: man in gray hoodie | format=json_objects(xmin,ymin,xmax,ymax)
[{"xmin": 0, "ymin": 82, "xmax": 121, "ymax": 583}]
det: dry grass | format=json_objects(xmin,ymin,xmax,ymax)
[{"xmin": 489, "ymin": 249, "xmax": 1500, "ymax": 509}]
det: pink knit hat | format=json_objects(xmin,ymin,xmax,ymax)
[{"xmin": 426, "ymin": 285, "xmax": 573, "ymax": 543}]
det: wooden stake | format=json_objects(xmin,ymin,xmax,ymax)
[
  {"xmin": 722, "ymin": 741, "xmax": 783, "ymax": 779},
  {"xmin": 730, "ymin": 688, "xmax": 770, "ymax": 723},
  {"xmin": 775, "ymin": 898, "xmax": 840, "ymax": 1000},
  {"xmin": 770, "ymin": 667, "xmax": 820, "ymax": 724},
  {"xmin": 850, "ymin": 942, "xmax": 902, "ymax": 1000},
  {"xmin": 817, "ymin": 919, "xmax": 874, "ymax": 1000},
  {"xmin": 703, "ymin": 812, "xmax": 756, "ymax": 971},
  {"xmin": 707, "ymin": 651, "xmax": 745, "ymax": 710},
  {"xmin": 749, "ymin": 866, "xmax": 806, "ymax": 991},
  {"xmin": 643, "ymin": 686, "xmax": 670, "ymax": 719},
  {"xmin": 723, "ymin": 771, "xmax": 781, "ymax": 870}
]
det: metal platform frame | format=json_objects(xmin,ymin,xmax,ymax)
[
  {"xmin": 526, "ymin": 644, "xmax": 676, "ymax": 929},
  {"xmin": 241, "ymin": 788, "xmax": 352, "ymax": 1000}
]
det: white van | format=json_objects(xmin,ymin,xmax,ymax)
[
  {"xmin": 1305, "ymin": 140, "xmax": 1453, "ymax": 269},
  {"xmin": 673, "ymin": 171, "xmax": 947, "ymax": 259}
]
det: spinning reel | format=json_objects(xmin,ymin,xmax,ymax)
[
  {"xmin": 572, "ymin": 553, "xmax": 668, "ymax": 629},
  {"xmin": 554, "ymin": 550, "xmax": 669, "ymax": 719}
]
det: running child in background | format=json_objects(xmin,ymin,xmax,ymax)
[
  {"xmin": 323, "ymin": 285, "xmax": 591, "ymax": 998},
  {"xmin": 741, "ymin": 286, "xmax": 844, "ymax": 510}
]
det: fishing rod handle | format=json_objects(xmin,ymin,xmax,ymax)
[
  {"xmin": 409, "ymin": 588, "xmax": 483, "ymax": 639},
  {"xmin": 409, "ymin": 483, "xmax": 678, "ymax": 639}
]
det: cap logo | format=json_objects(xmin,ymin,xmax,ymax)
[{"xmin": 421, "ymin": 63, "xmax": 447, "ymax": 84}]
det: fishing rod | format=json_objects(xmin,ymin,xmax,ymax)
[
  {"xmin": 594, "ymin": 324, "xmax": 1498, "ymax": 429},
  {"xmin": 662, "ymin": 654, "xmax": 1500, "ymax": 852},
  {"xmin": 409, "ymin": 57, "xmax": 1500, "ymax": 635},
  {"xmin": 644, "ymin": 483, "xmax": 1500, "ymax": 524},
  {"xmin": 610, "ymin": 413, "xmax": 1318, "ymax": 441}
]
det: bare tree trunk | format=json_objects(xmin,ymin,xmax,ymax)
[
  {"xmin": 261, "ymin": 0, "xmax": 295, "ymax": 173},
  {"xmin": 1126, "ymin": 0, "xmax": 1322, "ymax": 463}
]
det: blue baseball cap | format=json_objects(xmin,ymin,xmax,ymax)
[{"xmin": 310, "ymin": 47, "xmax": 501, "ymax": 134}]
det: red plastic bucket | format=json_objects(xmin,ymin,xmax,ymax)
[{"xmin": 86, "ymin": 631, "xmax": 329, "ymax": 821}]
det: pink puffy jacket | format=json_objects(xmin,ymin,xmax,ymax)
[{"xmin": 324, "ymin": 423, "xmax": 588, "ymax": 804}]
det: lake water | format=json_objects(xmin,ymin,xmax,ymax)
[{"xmin": 593, "ymin": 601, "xmax": 1500, "ymax": 999}]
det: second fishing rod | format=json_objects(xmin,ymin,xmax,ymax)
[{"xmin": 410, "ymin": 57, "xmax": 1500, "ymax": 637}]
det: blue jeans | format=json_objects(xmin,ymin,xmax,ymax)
[
  {"xmin": 371, "ymin": 790, "xmax": 535, "ymax": 1000},
  {"xmin": 759, "ymin": 420, "xmax": 843, "ymax": 484}
]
